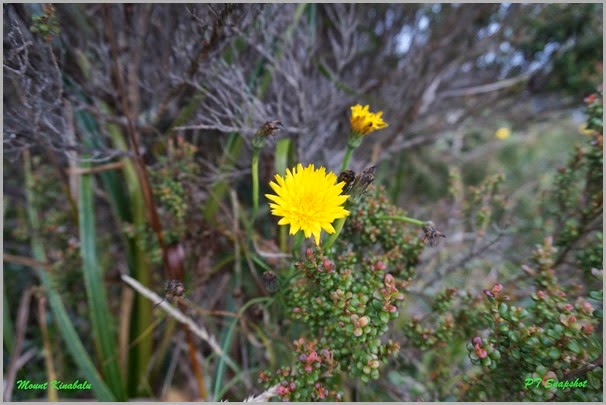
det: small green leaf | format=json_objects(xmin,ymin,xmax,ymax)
[
  {"xmin": 566, "ymin": 340, "xmax": 581, "ymax": 354},
  {"xmin": 548, "ymin": 347, "xmax": 561, "ymax": 360}
]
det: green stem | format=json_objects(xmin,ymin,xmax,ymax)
[
  {"xmin": 252, "ymin": 146, "xmax": 261, "ymax": 223},
  {"xmin": 342, "ymin": 145, "xmax": 355, "ymax": 172},
  {"xmin": 322, "ymin": 217, "xmax": 347, "ymax": 251},
  {"xmin": 292, "ymin": 231, "xmax": 305, "ymax": 256},
  {"xmin": 376, "ymin": 215, "xmax": 425, "ymax": 227}
]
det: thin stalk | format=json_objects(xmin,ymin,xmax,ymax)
[
  {"xmin": 376, "ymin": 215, "xmax": 425, "ymax": 227},
  {"xmin": 37, "ymin": 295, "xmax": 58, "ymax": 402},
  {"xmin": 274, "ymin": 138, "xmax": 293, "ymax": 252},
  {"xmin": 322, "ymin": 217, "xmax": 346, "ymax": 251},
  {"xmin": 342, "ymin": 144, "xmax": 355, "ymax": 171},
  {"xmin": 251, "ymin": 146, "xmax": 261, "ymax": 222}
]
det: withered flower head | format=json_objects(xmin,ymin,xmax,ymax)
[
  {"xmin": 262, "ymin": 270, "xmax": 280, "ymax": 293},
  {"xmin": 422, "ymin": 221, "xmax": 446, "ymax": 247},
  {"xmin": 253, "ymin": 120, "xmax": 283, "ymax": 149},
  {"xmin": 164, "ymin": 279, "xmax": 185, "ymax": 301},
  {"xmin": 344, "ymin": 166, "xmax": 376, "ymax": 203},
  {"xmin": 337, "ymin": 169, "xmax": 356, "ymax": 194}
]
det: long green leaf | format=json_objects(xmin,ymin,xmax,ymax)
[
  {"xmin": 24, "ymin": 152, "xmax": 115, "ymax": 401},
  {"xmin": 102, "ymin": 106, "xmax": 154, "ymax": 398},
  {"xmin": 78, "ymin": 162, "xmax": 126, "ymax": 400}
]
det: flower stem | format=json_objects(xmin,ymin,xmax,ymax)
[
  {"xmin": 322, "ymin": 217, "xmax": 346, "ymax": 251},
  {"xmin": 376, "ymin": 215, "xmax": 425, "ymax": 227},
  {"xmin": 292, "ymin": 231, "xmax": 305, "ymax": 256},
  {"xmin": 342, "ymin": 145, "xmax": 355, "ymax": 172},
  {"xmin": 251, "ymin": 146, "xmax": 261, "ymax": 222}
]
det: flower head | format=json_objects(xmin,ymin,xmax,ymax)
[
  {"xmin": 578, "ymin": 123, "xmax": 595, "ymax": 136},
  {"xmin": 266, "ymin": 163, "xmax": 350, "ymax": 245},
  {"xmin": 350, "ymin": 104, "xmax": 388, "ymax": 135},
  {"xmin": 495, "ymin": 127, "xmax": 511, "ymax": 140}
]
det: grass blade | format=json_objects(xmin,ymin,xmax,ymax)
[
  {"xmin": 24, "ymin": 150, "xmax": 115, "ymax": 401},
  {"xmin": 78, "ymin": 161, "xmax": 126, "ymax": 400}
]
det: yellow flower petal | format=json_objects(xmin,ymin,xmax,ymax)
[
  {"xmin": 350, "ymin": 104, "xmax": 388, "ymax": 135},
  {"xmin": 495, "ymin": 127, "xmax": 511, "ymax": 140},
  {"xmin": 266, "ymin": 163, "xmax": 350, "ymax": 246}
]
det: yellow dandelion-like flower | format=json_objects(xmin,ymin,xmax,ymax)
[
  {"xmin": 578, "ymin": 123, "xmax": 595, "ymax": 136},
  {"xmin": 495, "ymin": 127, "xmax": 511, "ymax": 140},
  {"xmin": 350, "ymin": 104, "xmax": 388, "ymax": 135},
  {"xmin": 266, "ymin": 163, "xmax": 350, "ymax": 245}
]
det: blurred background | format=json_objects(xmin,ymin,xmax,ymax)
[{"xmin": 3, "ymin": 3, "xmax": 603, "ymax": 401}]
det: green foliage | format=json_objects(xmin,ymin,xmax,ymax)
[
  {"xmin": 30, "ymin": 5, "xmax": 61, "ymax": 42},
  {"xmin": 461, "ymin": 238, "xmax": 602, "ymax": 401},
  {"xmin": 398, "ymin": 88, "xmax": 603, "ymax": 401},
  {"xmin": 149, "ymin": 136, "xmax": 200, "ymax": 244},
  {"xmin": 518, "ymin": 4, "xmax": 603, "ymax": 94},
  {"xmin": 259, "ymin": 189, "xmax": 425, "ymax": 400},
  {"xmin": 542, "ymin": 87, "xmax": 602, "ymax": 279}
]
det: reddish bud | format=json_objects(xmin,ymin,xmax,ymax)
[
  {"xmin": 307, "ymin": 351, "xmax": 318, "ymax": 362},
  {"xmin": 376, "ymin": 261, "xmax": 387, "ymax": 271},
  {"xmin": 472, "ymin": 336, "xmax": 483, "ymax": 346},
  {"xmin": 582, "ymin": 324, "xmax": 594, "ymax": 334},
  {"xmin": 563, "ymin": 304, "xmax": 574, "ymax": 312},
  {"xmin": 492, "ymin": 284, "xmax": 503, "ymax": 294}
]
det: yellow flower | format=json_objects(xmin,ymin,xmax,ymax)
[
  {"xmin": 495, "ymin": 127, "xmax": 511, "ymax": 140},
  {"xmin": 266, "ymin": 163, "xmax": 350, "ymax": 245},
  {"xmin": 350, "ymin": 104, "xmax": 388, "ymax": 135},
  {"xmin": 578, "ymin": 123, "xmax": 595, "ymax": 136}
]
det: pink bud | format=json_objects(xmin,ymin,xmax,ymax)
[
  {"xmin": 307, "ymin": 351, "xmax": 318, "ymax": 362},
  {"xmin": 492, "ymin": 284, "xmax": 503, "ymax": 294},
  {"xmin": 582, "ymin": 324, "xmax": 594, "ymax": 334}
]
